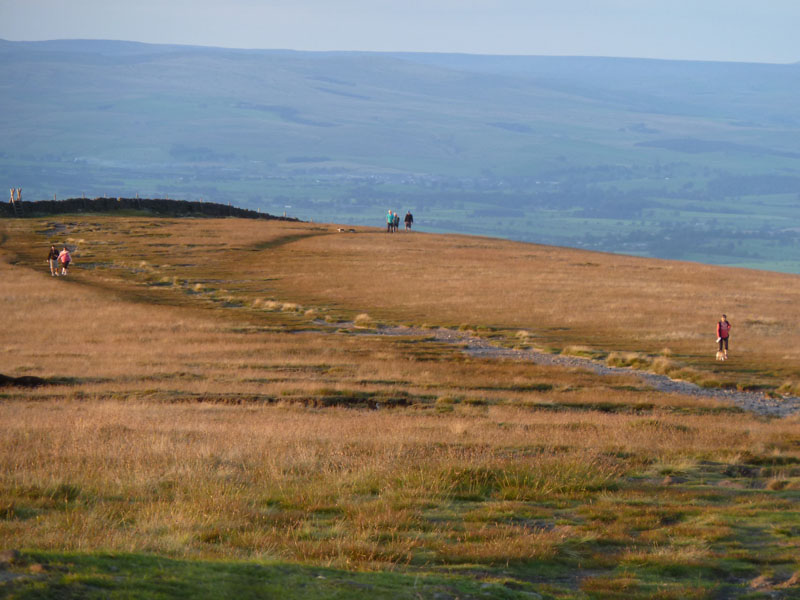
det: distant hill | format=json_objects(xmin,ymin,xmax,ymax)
[{"xmin": 2, "ymin": 39, "xmax": 800, "ymax": 271}]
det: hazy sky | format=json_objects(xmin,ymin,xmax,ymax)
[{"xmin": 1, "ymin": 0, "xmax": 798, "ymax": 63}]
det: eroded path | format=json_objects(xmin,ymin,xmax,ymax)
[{"xmin": 331, "ymin": 322, "xmax": 800, "ymax": 418}]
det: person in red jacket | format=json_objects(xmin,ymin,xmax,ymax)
[{"xmin": 716, "ymin": 314, "xmax": 731, "ymax": 360}]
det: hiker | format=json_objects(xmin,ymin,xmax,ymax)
[
  {"xmin": 393, "ymin": 212, "xmax": 400, "ymax": 232},
  {"xmin": 386, "ymin": 210, "xmax": 394, "ymax": 233},
  {"xmin": 47, "ymin": 245, "xmax": 59, "ymax": 276},
  {"xmin": 404, "ymin": 211, "xmax": 413, "ymax": 231},
  {"xmin": 58, "ymin": 246, "xmax": 71, "ymax": 276},
  {"xmin": 716, "ymin": 314, "xmax": 732, "ymax": 360}
]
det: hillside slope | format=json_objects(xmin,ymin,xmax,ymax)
[
  {"xmin": 3, "ymin": 214, "xmax": 800, "ymax": 598},
  {"xmin": 3, "ymin": 214, "xmax": 800, "ymax": 391}
]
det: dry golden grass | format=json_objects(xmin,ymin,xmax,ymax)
[
  {"xmin": 2, "ymin": 215, "xmax": 800, "ymax": 581},
  {"xmin": 7, "ymin": 216, "xmax": 798, "ymax": 387},
  {"xmin": 1, "ymin": 223, "xmax": 698, "ymax": 408},
  {"xmin": 243, "ymin": 222, "xmax": 800, "ymax": 387},
  {"xmin": 3, "ymin": 399, "xmax": 798, "ymax": 565}
]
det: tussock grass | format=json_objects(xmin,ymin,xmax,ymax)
[
  {"xmin": 353, "ymin": 313, "xmax": 374, "ymax": 328},
  {"xmin": 4, "ymin": 400, "xmax": 799, "ymax": 569},
  {"xmin": 607, "ymin": 351, "xmax": 654, "ymax": 370},
  {"xmin": 778, "ymin": 381, "xmax": 800, "ymax": 396},
  {"xmin": 258, "ymin": 299, "xmax": 282, "ymax": 310},
  {"xmin": 563, "ymin": 345, "xmax": 608, "ymax": 360},
  {"xmin": 607, "ymin": 352, "xmax": 690, "ymax": 379}
]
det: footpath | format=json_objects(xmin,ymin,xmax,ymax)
[{"xmin": 332, "ymin": 322, "xmax": 800, "ymax": 418}]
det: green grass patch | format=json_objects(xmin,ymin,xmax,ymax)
[{"xmin": 0, "ymin": 551, "xmax": 536, "ymax": 599}]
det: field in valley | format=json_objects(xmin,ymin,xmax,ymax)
[
  {"xmin": 2, "ymin": 214, "xmax": 800, "ymax": 599},
  {"xmin": 5, "ymin": 41, "xmax": 800, "ymax": 272}
]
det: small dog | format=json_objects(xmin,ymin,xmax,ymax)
[{"xmin": 716, "ymin": 351, "xmax": 727, "ymax": 361}]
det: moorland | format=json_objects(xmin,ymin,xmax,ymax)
[
  {"xmin": 3, "ymin": 39, "xmax": 800, "ymax": 271},
  {"xmin": 2, "ymin": 212, "xmax": 800, "ymax": 599}
]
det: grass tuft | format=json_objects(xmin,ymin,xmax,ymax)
[
  {"xmin": 353, "ymin": 313, "xmax": 373, "ymax": 328},
  {"xmin": 564, "ymin": 345, "xmax": 608, "ymax": 360}
]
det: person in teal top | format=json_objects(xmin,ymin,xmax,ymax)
[{"xmin": 386, "ymin": 210, "xmax": 394, "ymax": 233}]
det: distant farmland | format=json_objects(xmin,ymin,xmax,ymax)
[{"xmin": 3, "ymin": 39, "xmax": 800, "ymax": 271}]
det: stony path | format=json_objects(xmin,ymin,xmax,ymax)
[{"xmin": 332, "ymin": 323, "xmax": 800, "ymax": 418}]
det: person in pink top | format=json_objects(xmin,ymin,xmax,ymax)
[
  {"xmin": 716, "ymin": 314, "xmax": 731, "ymax": 360},
  {"xmin": 58, "ymin": 246, "xmax": 71, "ymax": 276}
]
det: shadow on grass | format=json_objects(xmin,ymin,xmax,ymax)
[
  {"xmin": 249, "ymin": 232, "xmax": 325, "ymax": 252},
  {"xmin": 4, "ymin": 550, "xmax": 785, "ymax": 599},
  {"xmin": 0, "ymin": 551, "xmax": 536, "ymax": 600},
  {"xmin": 0, "ymin": 374, "xmax": 114, "ymax": 388}
]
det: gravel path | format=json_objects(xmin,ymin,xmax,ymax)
[{"xmin": 328, "ymin": 322, "xmax": 800, "ymax": 418}]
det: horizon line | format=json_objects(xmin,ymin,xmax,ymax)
[{"xmin": 1, "ymin": 37, "xmax": 797, "ymax": 67}]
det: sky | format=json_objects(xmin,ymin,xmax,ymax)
[{"xmin": 0, "ymin": 0, "xmax": 798, "ymax": 64}]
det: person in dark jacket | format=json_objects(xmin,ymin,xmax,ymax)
[
  {"xmin": 47, "ymin": 245, "xmax": 59, "ymax": 276},
  {"xmin": 716, "ymin": 314, "xmax": 731, "ymax": 360},
  {"xmin": 404, "ymin": 211, "xmax": 413, "ymax": 231}
]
